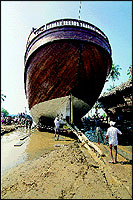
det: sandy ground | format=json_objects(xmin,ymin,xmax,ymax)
[{"xmin": 1, "ymin": 127, "xmax": 132, "ymax": 199}]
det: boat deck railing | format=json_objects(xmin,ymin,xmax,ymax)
[{"xmin": 26, "ymin": 18, "xmax": 108, "ymax": 49}]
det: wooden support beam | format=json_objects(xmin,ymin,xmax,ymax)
[{"xmin": 64, "ymin": 120, "xmax": 104, "ymax": 156}]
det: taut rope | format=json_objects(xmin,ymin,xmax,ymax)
[{"xmin": 78, "ymin": 1, "xmax": 82, "ymax": 20}]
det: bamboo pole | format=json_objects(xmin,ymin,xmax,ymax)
[{"xmin": 70, "ymin": 94, "xmax": 73, "ymax": 124}]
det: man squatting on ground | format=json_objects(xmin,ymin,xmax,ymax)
[{"xmin": 103, "ymin": 121, "xmax": 122, "ymax": 164}]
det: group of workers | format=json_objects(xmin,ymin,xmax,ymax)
[
  {"xmin": 54, "ymin": 114, "xmax": 122, "ymax": 164},
  {"xmin": 25, "ymin": 118, "xmax": 33, "ymax": 129}
]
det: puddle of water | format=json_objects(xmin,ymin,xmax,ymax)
[
  {"xmin": 85, "ymin": 129, "xmax": 107, "ymax": 143},
  {"xmin": 1, "ymin": 128, "xmax": 70, "ymax": 175},
  {"xmin": 1, "ymin": 128, "xmax": 30, "ymax": 175},
  {"xmin": 1, "ymin": 126, "xmax": 108, "ymax": 176}
]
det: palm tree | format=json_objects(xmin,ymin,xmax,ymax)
[
  {"xmin": 1, "ymin": 93, "xmax": 6, "ymax": 102},
  {"xmin": 127, "ymin": 65, "xmax": 132, "ymax": 79},
  {"xmin": 92, "ymin": 101, "xmax": 102, "ymax": 117},
  {"xmin": 106, "ymin": 63, "xmax": 122, "ymax": 90}
]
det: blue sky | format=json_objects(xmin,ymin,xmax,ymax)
[{"xmin": 1, "ymin": 1, "xmax": 132, "ymax": 115}]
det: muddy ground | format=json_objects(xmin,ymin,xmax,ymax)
[{"xmin": 1, "ymin": 126, "xmax": 132, "ymax": 199}]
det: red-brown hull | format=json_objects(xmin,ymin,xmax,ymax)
[{"xmin": 24, "ymin": 19, "xmax": 112, "ymax": 125}]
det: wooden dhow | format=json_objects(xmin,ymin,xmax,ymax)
[{"xmin": 24, "ymin": 18, "xmax": 112, "ymax": 127}]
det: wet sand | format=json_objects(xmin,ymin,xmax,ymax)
[{"xmin": 1, "ymin": 127, "xmax": 132, "ymax": 199}]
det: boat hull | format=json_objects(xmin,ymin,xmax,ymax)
[
  {"xmin": 30, "ymin": 95, "xmax": 90, "ymax": 126},
  {"xmin": 24, "ymin": 19, "xmax": 112, "ymax": 126}
]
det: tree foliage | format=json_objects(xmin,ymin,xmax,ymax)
[
  {"xmin": 107, "ymin": 85, "xmax": 116, "ymax": 91},
  {"xmin": 1, "ymin": 93, "xmax": 6, "ymax": 102},
  {"xmin": 1, "ymin": 107, "xmax": 9, "ymax": 117},
  {"xmin": 127, "ymin": 65, "xmax": 132, "ymax": 79},
  {"xmin": 92, "ymin": 101, "xmax": 102, "ymax": 117},
  {"xmin": 106, "ymin": 63, "xmax": 122, "ymax": 90}
]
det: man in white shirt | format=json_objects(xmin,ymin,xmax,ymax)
[
  {"xmin": 103, "ymin": 121, "xmax": 122, "ymax": 163},
  {"xmin": 54, "ymin": 115, "xmax": 61, "ymax": 140}
]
